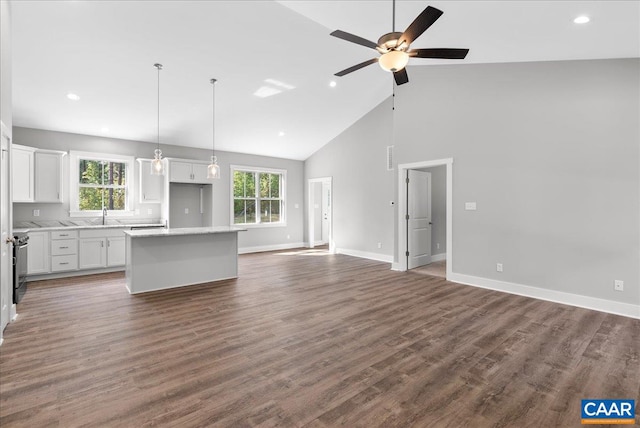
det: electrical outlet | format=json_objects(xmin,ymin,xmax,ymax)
[
  {"xmin": 377, "ymin": 242, "xmax": 382, "ymax": 249},
  {"xmin": 465, "ymin": 202, "xmax": 477, "ymax": 211},
  {"xmin": 614, "ymin": 280, "xmax": 624, "ymax": 291},
  {"xmin": 287, "ymin": 234, "xmax": 290, "ymax": 239},
  {"xmin": 147, "ymin": 208, "xmax": 153, "ymax": 215},
  {"xmin": 496, "ymin": 263, "xmax": 503, "ymax": 272},
  {"xmin": 33, "ymin": 209, "xmax": 40, "ymax": 217},
  {"xmin": 436, "ymin": 243, "xmax": 440, "ymax": 250},
  {"xmin": 184, "ymin": 208, "xmax": 189, "ymax": 214}
]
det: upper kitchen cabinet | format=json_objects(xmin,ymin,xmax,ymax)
[
  {"xmin": 168, "ymin": 159, "xmax": 212, "ymax": 184},
  {"xmin": 12, "ymin": 144, "xmax": 65, "ymax": 203},
  {"xmin": 35, "ymin": 151, "xmax": 65, "ymax": 202},
  {"xmin": 138, "ymin": 159, "xmax": 164, "ymax": 203},
  {"xmin": 12, "ymin": 144, "xmax": 35, "ymax": 202}
]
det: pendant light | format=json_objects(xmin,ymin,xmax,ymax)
[
  {"xmin": 207, "ymin": 78, "xmax": 220, "ymax": 179},
  {"xmin": 151, "ymin": 63, "xmax": 165, "ymax": 175}
]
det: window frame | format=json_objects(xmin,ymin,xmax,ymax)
[
  {"xmin": 230, "ymin": 165, "xmax": 286, "ymax": 228},
  {"xmin": 69, "ymin": 151, "xmax": 135, "ymax": 217}
]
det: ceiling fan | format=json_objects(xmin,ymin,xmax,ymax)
[{"xmin": 330, "ymin": 0, "xmax": 469, "ymax": 85}]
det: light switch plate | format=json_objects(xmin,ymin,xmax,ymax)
[
  {"xmin": 184, "ymin": 208, "xmax": 189, "ymax": 214},
  {"xmin": 465, "ymin": 202, "xmax": 477, "ymax": 211}
]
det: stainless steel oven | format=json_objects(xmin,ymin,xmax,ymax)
[{"xmin": 13, "ymin": 232, "xmax": 29, "ymax": 304}]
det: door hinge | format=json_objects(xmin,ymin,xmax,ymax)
[
  {"xmin": 405, "ymin": 214, "xmax": 409, "ymax": 220},
  {"xmin": 405, "ymin": 177, "xmax": 409, "ymax": 184},
  {"xmin": 405, "ymin": 251, "xmax": 410, "ymax": 257}
]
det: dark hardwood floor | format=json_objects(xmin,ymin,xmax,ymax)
[{"xmin": 1, "ymin": 248, "xmax": 638, "ymax": 427}]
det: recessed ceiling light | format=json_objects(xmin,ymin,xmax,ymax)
[
  {"xmin": 574, "ymin": 16, "xmax": 590, "ymax": 24},
  {"xmin": 264, "ymin": 79, "xmax": 295, "ymax": 90},
  {"xmin": 329, "ymin": 81, "xmax": 337, "ymax": 88},
  {"xmin": 67, "ymin": 93, "xmax": 80, "ymax": 101},
  {"xmin": 278, "ymin": 131, "xmax": 285, "ymax": 137}
]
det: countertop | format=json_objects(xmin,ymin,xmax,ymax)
[
  {"xmin": 124, "ymin": 226, "xmax": 247, "ymax": 238},
  {"xmin": 14, "ymin": 219, "xmax": 165, "ymax": 233}
]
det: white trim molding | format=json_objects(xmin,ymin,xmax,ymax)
[
  {"xmin": 238, "ymin": 242, "xmax": 306, "ymax": 254},
  {"xmin": 335, "ymin": 248, "xmax": 394, "ymax": 263},
  {"xmin": 448, "ymin": 272, "xmax": 640, "ymax": 320},
  {"xmin": 396, "ymin": 158, "xmax": 453, "ymax": 278},
  {"xmin": 431, "ymin": 253, "xmax": 446, "ymax": 262}
]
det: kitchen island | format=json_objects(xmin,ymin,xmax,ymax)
[{"xmin": 124, "ymin": 226, "xmax": 246, "ymax": 294}]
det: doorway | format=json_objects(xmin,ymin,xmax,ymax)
[
  {"xmin": 396, "ymin": 158, "xmax": 453, "ymax": 279},
  {"xmin": 307, "ymin": 177, "xmax": 333, "ymax": 252}
]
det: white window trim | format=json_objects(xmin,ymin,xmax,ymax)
[
  {"xmin": 230, "ymin": 164, "xmax": 286, "ymax": 228},
  {"xmin": 69, "ymin": 150, "xmax": 135, "ymax": 217}
]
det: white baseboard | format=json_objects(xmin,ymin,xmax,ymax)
[
  {"xmin": 448, "ymin": 272, "xmax": 640, "ymax": 320},
  {"xmin": 335, "ymin": 248, "xmax": 393, "ymax": 263},
  {"xmin": 238, "ymin": 242, "xmax": 306, "ymax": 254},
  {"xmin": 431, "ymin": 253, "xmax": 446, "ymax": 262}
]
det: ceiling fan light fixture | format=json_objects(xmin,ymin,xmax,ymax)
[{"xmin": 379, "ymin": 50, "xmax": 409, "ymax": 72}]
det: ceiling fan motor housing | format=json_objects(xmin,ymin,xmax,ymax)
[{"xmin": 377, "ymin": 32, "xmax": 407, "ymax": 52}]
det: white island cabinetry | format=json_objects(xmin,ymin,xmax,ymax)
[{"xmin": 125, "ymin": 226, "xmax": 245, "ymax": 294}]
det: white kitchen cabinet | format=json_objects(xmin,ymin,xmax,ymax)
[
  {"xmin": 27, "ymin": 231, "xmax": 50, "ymax": 275},
  {"xmin": 12, "ymin": 145, "xmax": 65, "ymax": 203},
  {"xmin": 34, "ymin": 151, "xmax": 64, "ymax": 202},
  {"xmin": 79, "ymin": 228, "xmax": 127, "ymax": 269},
  {"xmin": 79, "ymin": 238, "xmax": 107, "ymax": 269},
  {"xmin": 168, "ymin": 159, "xmax": 212, "ymax": 184},
  {"xmin": 107, "ymin": 237, "xmax": 125, "ymax": 266},
  {"xmin": 12, "ymin": 145, "xmax": 35, "ymax": 202},
  {"xmin": 138, "ymin": 159, "xmax": 164, "ymax": 203},
  {"xmin": 50, "ymin": 230, "xmax": 78, "ymax": 272}
]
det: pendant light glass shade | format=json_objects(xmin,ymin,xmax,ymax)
[
  {"xmin": 207, "ymin": 78, "xmax": 220, "ymax": 179},
  {"xmin": 151, "ymin": 63, "xmax": 165, "ymax": 176},
  {"xmin": 207, "ymin": 156, "xmax": 220, "ymax": 179}
]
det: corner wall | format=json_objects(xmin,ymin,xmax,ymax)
[{"xmin": 306, "ymin": 58, "xmax": 640, "ymax": 316}]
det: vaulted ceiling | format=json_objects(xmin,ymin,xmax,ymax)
[{"xmin": 11, "ymin": 1, "xmax": 640, "ymax": 160}]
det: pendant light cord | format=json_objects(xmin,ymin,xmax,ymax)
[
  {"xmin": 154, "ymin": 63, "xmax": 162, "ymax": 151},
  {"xmin": 211, "ymin": 78, "xmax": 217, "ymax": 158}
]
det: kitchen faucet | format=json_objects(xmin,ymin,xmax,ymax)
[{"xmin": 102, "ymin": 207, "xmax": 107, "ymax": 225}]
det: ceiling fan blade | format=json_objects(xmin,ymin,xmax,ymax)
[
  {"xmin": 330, "ymin": 30, "xmax": 379, "ymax": 50},
  {"xmin": 409, "ymin": 48, "xmax": 469, "ymax": 59},
  {"xmin": 399, "ymin": 6, "xmax": 443, "ymax": 46},
  {"xmin": 335, "ymin": 58, "xmax": 379, "ymax": 77},
  {"xmin": 394, "ymin": 68, "xmax": 409, "ymax": 85}
]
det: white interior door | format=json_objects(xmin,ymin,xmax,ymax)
[
  {"xmin": 321, "ymin": 180, "xmax": 331, "ymax": 244},
  {"xmin": 1, "ymin": 124, "xmax": 11, "ymax": 333},
  {"xmin": 407, "ymin": 170, "xmax": 432, "ymax": 269}
]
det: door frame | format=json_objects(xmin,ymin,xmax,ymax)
[
  {"xmin": 396, "ymin": 158, "xmax": 453, "ymax": 278},
  {"xmin": 307, "ymin": 177, "xmax": 333, "ymax": 252},
  {"xmin": 1, "ymin": 121, "xmax": 14, "ymax": 343}
]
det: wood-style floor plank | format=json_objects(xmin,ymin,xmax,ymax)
[{"xmin": 1, "ymin": 249, "xmax": 638, "ymax": 427}]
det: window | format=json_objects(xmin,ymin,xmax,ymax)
[
  {"xmin": 69, "ymin": 151, "xmax": 134, "ymax": 215},
  {"xmin": 232, "ymin": 166, "xmax": 285, "ymax": 226}
]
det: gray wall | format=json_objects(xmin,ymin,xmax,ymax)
[
  {"xmin": 12, "ymin": 127, "xmax": 305, "ymax": 250},
  {"xmin": 0, "ymin": 0, "xmax": 10, "ymax": 130},
  {"xmin": 306, "ymin": 58, "xmax": 639, "ymax": 306},
  {"xmin": 305, "ymin": 99, "xmax": 395, "ymax": 258}
]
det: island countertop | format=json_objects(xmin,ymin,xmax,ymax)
[{"xmin": 124, "ymin": 226, "xmax": 246, "ymax": 238}]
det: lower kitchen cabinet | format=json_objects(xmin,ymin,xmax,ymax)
[
  {"xmin": 27, "ymin": 231, "xmax": 49, "ymax": 275},
  {"xmin": 79, "ymin": 229, "xmax": 127, "ymax": 269},
  {"xmin": 79, "ymin": 238, "xmax": 107, "ymax": 269}
]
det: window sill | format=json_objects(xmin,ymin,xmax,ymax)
[
  {"xmin": 232, "ymin": 222, "xmax": 287, "ymax": 229},
  {"xmin": 69, "ymin": 210, "xmax": 136, "ymax": 218}
]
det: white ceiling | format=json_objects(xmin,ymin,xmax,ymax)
[{"xmin": 11, "ymin": 1, "xmax": 640, "ymax": 160}]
